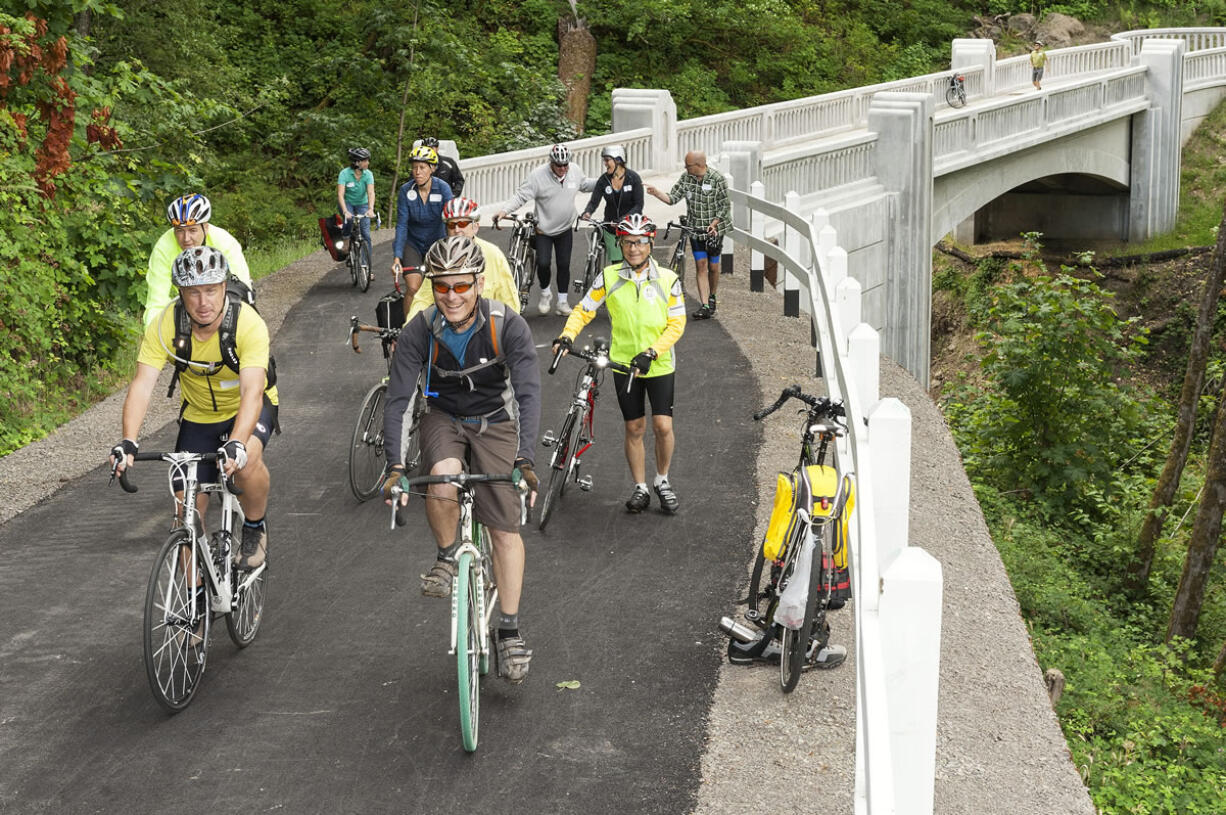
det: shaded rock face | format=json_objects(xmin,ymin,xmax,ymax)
[
  {"xmin": 1037, "ymin": 13, "xmax": 1087, "ymax": 47},
  {"xmin": 558, "ymin": 17, "xmax": 596, "ymax": 133},
  {"xmin": 1008, "ymin": 12, "xmax": 1037, "ymax": 37}
]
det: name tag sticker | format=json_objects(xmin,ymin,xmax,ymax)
[
  {"xmin": 429, "ymin": 193, "xmax": 442, "ymax": 202},
  {"xmin": 219, "ymin": 379, "xmax": 239, "ymax": 390},
  {"xmin": 702, "ymin": 183, "xmax": 713, "ymax": 191},
  {"xmin": 624, "ymin": 184, "xmax": 633, "ymax": 191}
]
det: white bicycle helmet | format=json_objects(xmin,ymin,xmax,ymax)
[
  {"xmin": 616, "ymin": 213, "xmax": 656, "ymax": 238},
  {"xmin": 600, "ymin": 144, "xmax": 626, "ymax": 163},
  {"xmin": 172, "ymin": 246, "xmax": 230, "ymax": 287},
  {"xmin": 442, "ymin": 197, "xmax": 480, "ymax": 223},
  {"xmin": 166, "ymin": 193, "xmax": 211, "ymax": 226},
  {"xmin": 548, "ymin": 143, "xmax": 570, "ymax": 165},
  {"xmin": 423, "ymin": 236, "xmax": 486, "ymax": 278}
]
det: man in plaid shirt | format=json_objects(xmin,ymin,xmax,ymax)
[{"xmin": 647, "ymin": 151, "xmax": 731, "ymax": 320}]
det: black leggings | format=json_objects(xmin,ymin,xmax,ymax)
[{"xmin": 534, "ymin": 229, "xmax": 573, "ymax": 292}]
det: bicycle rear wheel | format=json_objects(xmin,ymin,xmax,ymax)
[
  {"xmin": 226, "ymin": 560, "xmax": 267, "ymax": 648},
  {"xmin": 456, "ymin": 551, "xmax": 482, "ymax": 752},
  {"xmin": 348, "ymin": 249, "xmax": 358, "ymax": 287},
  {"xmin": 143, "ymin": 530, "xmax": 209, "ymax": 713},
  {"xmin": 349, "ymin": 381, "xmax": 388, "ymax": 502},
  {"xmin": 358, "ymin": 239, "xmax": 373, "ymax": 292},
  {"xmin": 477, "ymin": 524, "xmax": 494, "ymax": 676},
  {"xmin": 670, "ymin": 243, "xmax": 685, "ymax": 277},
  {"xmin": 539, "ymin": 411, "xmax": 577, "ymax": 531},
  {"xmin": 780, "ymin": 524, "xmax": 826, "ymax": 693}
]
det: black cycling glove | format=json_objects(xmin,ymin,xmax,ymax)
[{"xmin": 631, "ymin": 349, "xmax": 657, "ymax": 375}]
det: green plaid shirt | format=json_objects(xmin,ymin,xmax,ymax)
[{"xmin": 667, "ymin": 167, "xmax": 731, "ymax": 237}]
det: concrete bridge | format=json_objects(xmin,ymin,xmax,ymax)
[{"xmin": 449, "ymin": 29, "xmax": 1226, "ymax": 813}]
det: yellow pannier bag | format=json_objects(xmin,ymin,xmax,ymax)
[{"xmin": 762, "ymin": 472, "xmax": 796, "ymax": 561}]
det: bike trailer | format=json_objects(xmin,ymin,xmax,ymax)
[{"xmin": 318, "ymin": 213, "xmax": 350, "ymax": 261}]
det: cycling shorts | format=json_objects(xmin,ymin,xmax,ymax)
[
  {"xmin": 174, "ymin": 397, "xmax": 278, "ymax": 488},
  {"xmin": 612, "ymin": 371, "xmax": 675, "ymax": 421},
  {"xmin": 419, "ymin": 410, "xmax": 523, "ymax": 533},
  {"xmin": 689, "ymin": 235, "xmax": 724, "ymax": 262}
]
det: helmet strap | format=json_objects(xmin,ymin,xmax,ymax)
[{"xmin": 447, "ymin": 300, "xmax": 479, "ymax": 333}]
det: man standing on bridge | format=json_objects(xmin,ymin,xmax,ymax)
[
  {"xmin": 1030, "ymin": 41, "xmax": 1047, "ymax": 90},
  {"xmin": 647, "ymin": 151, "xmax": 730, "ymax": 321}
]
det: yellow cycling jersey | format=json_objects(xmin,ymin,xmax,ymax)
[{"xmin": 138, "ymin": 301, "xmax": 279, "ymax": 423}]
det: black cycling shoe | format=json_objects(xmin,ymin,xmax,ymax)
[
  {"xmin": 691, "ymin": 305, "xmax": 712, "ymax": 320},
  {"xmin": 654, "ymin": 479, "xmax": 679, "ymax": 514},
  {"xmin": 625, "ymin": 486, "xmax": 651, "ymax": 513}
]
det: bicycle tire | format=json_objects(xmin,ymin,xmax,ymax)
[
  {"xmin": 539, "ymin": 411, "xmax": 577, "ymax": 531},
  {"xmin": 477, "ymin": 523, "xmax": 493, "ymax": 677},
  {"xmin": 349, "ymin": 381, "xmax": 388, "ymax": 502},
  {"xmin": 456, "ymin": 550, "xmax": 481, "ymax": 752},
  {"xmin": 945, "ymin": 84, "xmax": 965, "ymax": 108},
  {"xmin": 780, "ymin": 523, "xmax": 826, "ymax": 693},
  {"xmin": 348, "ymin": 248, "xmax": 358, "ymax": 287},
  {"xmin": 670, "ymin": 243, "xmax": 685, "ymax": 277},
  {"xmin": 226, "ymin": 558, "xmax": 267, "ymax": 648},
  {"xmin": 143, "ymin": 530, "xmax": 208, "ymax": 713},
  {"xmin": 358, "ymin": 239, "xmax": 372, "ymax": 292},
  {"xmin": 403, "ymin": 389, "xmax": 425, "ymax": 473}
]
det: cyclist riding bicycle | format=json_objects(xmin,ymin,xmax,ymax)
[
  {"xmin": 580, "ymin": 144, "xmax": 644, "ymax": 266},
  {"xmin": 393, "ymin": 144, "xmax": 454, "ymax": 301},
  {"xmin": 421, "ymin": 136, "xmax": 465, "ymax": 197},
  {"xmin": 337, "ymin": 146, "xmax": 377, "ymax": 265},
  {"xmin": 553, "ymin": 214, "xmax": 686, "ymax": 514},
  {"xmin": 143, "ymin": 193, "xmax": 251, "ymax": 329},
  {"xmin": 382, "ymin": 236, "xmax": 541, "ymax": 684},
  {"xmin": 111, "ymin": 246, "xmax": 278, "ymax": 571},
  {"xmin": 405, "ymin": 196, "xmax": 521, "ymax": 324},
  {"xmin": 493, "ymin": 143, "xmax": 596, "ymax": 316}
]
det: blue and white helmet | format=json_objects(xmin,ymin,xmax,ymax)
[
  {"xmin": 166, "ymin": 193, "xmax": 212, "ymax": 226},
  {"xmin": 172, "ymin": 246, "xmax": 230, "ymax": 288}
]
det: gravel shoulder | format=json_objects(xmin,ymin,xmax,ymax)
[{"xmin": 0, "ymin": 234, "xmax": 1094, "ymax": 814}]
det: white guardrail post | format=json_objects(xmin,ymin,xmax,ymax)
[{"xmin": 749, "ymin": 180, "xmax": 767, "ymax": 292}]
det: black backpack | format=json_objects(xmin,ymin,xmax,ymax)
[{"xmin": 166, "ymin": 275, "xmax": 278, "ymax": 403}]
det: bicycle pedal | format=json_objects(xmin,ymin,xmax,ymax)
[
  {"xmin": 541, "ymin": 431, "xmax": 557, "ymax": 447},
  {"xmin": 577, "ymin": 475, "xmax": 593, "ymax": 491}
]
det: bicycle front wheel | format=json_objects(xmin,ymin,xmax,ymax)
[
  {"xmin": 143, "ymin": 530, "xmax": 209, "ymax": 713},
  {"xmin": 780, "ymin": 525, "xmax": 825, "ymax": 693},
  {"xmin": 226, "ymin": 561, "xmax": 267, "ymax": 648},
  {"xmin": 358, "ymin": 240, "xmax": 373, "ymax": 292},
  {"xmin": 670, "ymin": 244, "xmax": 685, "ymax": 277},
  {"xmin": 349, "ymin": 382, "xmax": 388, "ymax": 502},
  {"xmin": 456, "ymin": 550, "xmax": 482, "ymax": 752},
  {"xmin": 539, "ymin": 412, "xmax": 577, "ymax": 531}
]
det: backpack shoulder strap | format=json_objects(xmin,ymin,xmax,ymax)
[
  {"xmin": 218, "ymin": 297, "xmax": 241, "ymax": 374},
  {"xmin": 166, "ymin": 301, "xmax": 193, "ymax": 398}
]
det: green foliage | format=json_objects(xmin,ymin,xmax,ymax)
[{"xmin": 944, "ymin": 238, "xmax": 1155, "ymax": 520}]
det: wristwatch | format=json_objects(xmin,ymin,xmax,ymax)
[{"xmin": 646, "ymin": 348, "xmax": 658, "ymax": 360}]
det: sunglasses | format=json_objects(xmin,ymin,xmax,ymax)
[
  {"xmin": 446, "ymin": 220, "xmax": 474, "ymax": 229},
  {"xmin": 618, "ymin": 236, "xmax": 652, "ymax": 245},
  {"xmin": 431, "ymin": 280, "xmax": 476, "ymax": 294}
]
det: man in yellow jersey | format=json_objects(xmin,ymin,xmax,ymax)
[
  {"xmin": 552, "ymin": 214, "xmax": 686, "ymax": 514},
  {"xmin": 404, "ymin": 196, "xmax": 521, "ymax": 323},
  {"xmin": 143, "ymin": 193, "xmax": 251, "ymax": 328},
  {"xmin": 111, "ymin": 246, "xmax": 277, "ymax": 570}
]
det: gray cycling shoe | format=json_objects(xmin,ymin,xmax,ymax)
[
  {"xmin": 496, "ymin": 634, "xmax": 533, "ymax": 684},
  {"xmin": 421, "ymin": 558, "xmax": 456, "ymax": 598}
]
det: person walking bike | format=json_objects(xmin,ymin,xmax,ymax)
[
  {"xmin": 421, "ymin": 136, "xmax": 465, "ymax": 196},
  {"xmin": 382, "ymin": 236, "xmax": 541, "ymax": 683},
  {"xmin": 553, "ymin": 214, "xmax": 686, "ymax": 514},
  {"xmin": 493, "ymin": 143, "xmax": 596, "ymax": 316},
  {"xmin": 393, "ymin": 144, "xmax": 453, "ymax": 301},
  {"xmin": 144, "ymin": 193, "xmax": 251, "ymax": 329},
  {"xmin": 580, "ymin": 144, "xmax": 643, "ymax": 267},
  {"xmin": 111, "ymin": 246, "xmax": 278, "ymax": 571},
  {"xmin": 647, "ymin": 151, "xmax": 730, "ymax": 321},
  {"xmin": 337, "ymin": 146, "xmax": 377, "ymax": 272}
]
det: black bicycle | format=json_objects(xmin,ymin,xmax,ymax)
[
  {"xmin": 346, "ymin": 212, "xmax": 379, "ymax": 292},
  {"xmin": 538, "ymin": 337, "xmax": 633, "ymax": 530},
  {"xmin": 662, "ymin": 218, "xmax": 705, "ymax": 278},
  {"xmin": 721, "ymin": 385, "xmax": 853, "ymax": 692},
  {"xmin": 493, "ymin": 212, "xmax": 537, "ymax": 313},
  {"xmin": 573, "ymin": 217, "xmax": 619, "ymax": 295},
  {"xmin": 945, "ymin": 73, "xmax": 967, "ymax": 108}
]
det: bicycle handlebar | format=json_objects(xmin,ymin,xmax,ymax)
[
  {"xmin": 493, "ymin": 212, "xmax": 536, "ymax": 231},
  {"xmin": 111, "ymin": 450, "xmax": 241, "ymax": 496},
  {"xmin": 753, "ymin": 385, "xmax": 846, "ymax": 426},
  {"xmin": 663, "ymin": 220, "xmax": 704, "ymax": 241},
  {"xmin": 548, "ymin": 339, "xmax": 636, "ymax": 386},
  {"xmin": 388, "ymin": 470, "xmax": 529, "ymax": 530},
  {"xmin": 348, "ymin": 315, "xmax": 402, "ymax": 353},
  {"xmin": 574, "ymin": 216, "xmax": 619, "ymax": 232}
]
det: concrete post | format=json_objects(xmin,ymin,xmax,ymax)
[
  {"xmin": 750, "ymin": 180, "xmax": 766, "ymax": 292},
  {"xmin": 784, "ymin": 191, "xmax": 802, "ymax": 318},
  {"xmin": 836, "ymin": 272, "xmax": 860, "ymax": 348},
  {"xmin": 867, "ymin": 397, "xmax": 910, "ymax": 572},
  {"xmin": 867, "ymin": 92, "xmax": 934, "ymax": 390},
  {"xmin": 848, "ymin": 323, "xmax": 880, "ymax": 409},
  {"xmin": 612, "ymin": 88, "xmax": 678, "ymax": 172},
  {"xmin": 721, "ymin": 168, "xmax": 735, "ymax": 275},
  {"xmin": 879, "ymin": 547, "xmax": 943, "ymax": 815},
  {"xmin": 1129, "ymin": 39, "xmax": 1185, "ymax": 241},
  {"xmin": 722, "ymin": 141, "xmax": 762, "ymax": 276},
  {"xmin": 951, "ymin": 38, "xmax": 997, "ymax": 96}
]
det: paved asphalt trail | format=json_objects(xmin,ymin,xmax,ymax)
[{"xmin": 0, "ymin": 235, "xmax": 759, "ymax": 814}]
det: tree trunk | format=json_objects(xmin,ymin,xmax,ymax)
[
  {"xmin": 1128, "ymin": 201, "xmax": 1226, "ymax": 595},
  {"xmin": 388, "ymin": 0, "xmax": 421, "ymax": 228},
  {"xmin": 73, "ymin": 9, "xmax": 91, "ymax": 38},
  {"xmin": 557, "ymin": 16, "xmax": 595, "ymax": 133},
  {"xmin": 1213, "ymin": 638, "xmax": 1226, "ymax": 683},
  {"xmin": 1167, "ymin": 392, "xmax": 1226, "ymax": 643}
]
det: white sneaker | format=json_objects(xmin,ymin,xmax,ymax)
[
  {"xmin": 537, "ymin": 289, "xmax": 553, "ymax": 315},
  {"xmin": 555, "ymin": 299, "xmax": 572, "ymax": 315}
]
